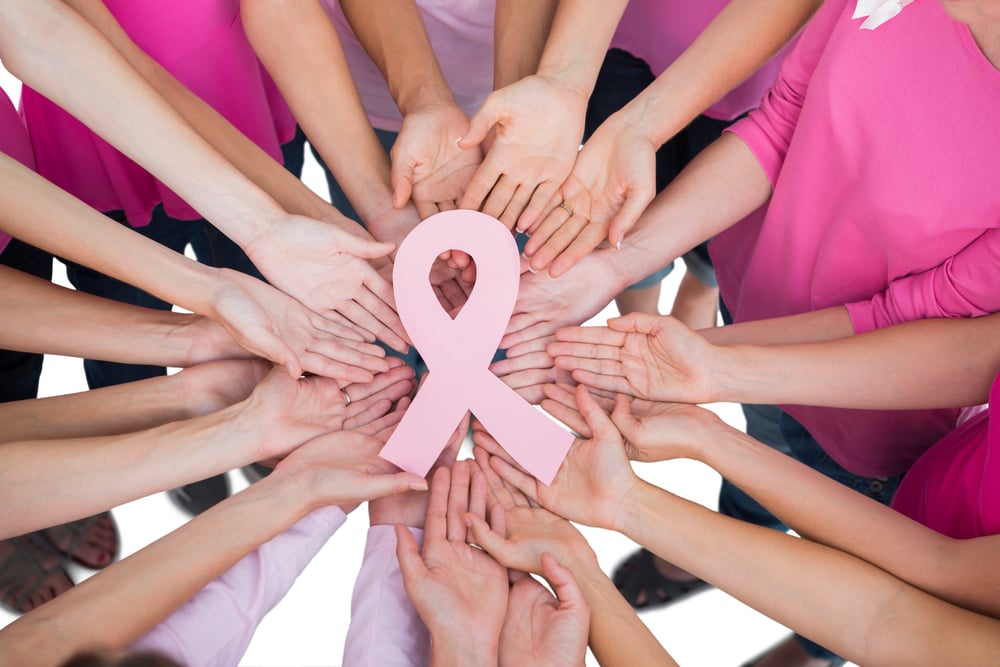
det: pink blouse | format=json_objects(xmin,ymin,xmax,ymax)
[
  {"xmin": 19, "ymin": 0, "xmax": 295, "ymax": 226},
  {"xmin": 0, "ymin": 87, "xmax": 35, "ymax": 254},
  {"xmin": 713, "ymin": 0, "xmax": 1000, "ymax": 477}
]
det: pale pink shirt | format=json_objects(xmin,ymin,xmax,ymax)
[
  {"xmin": 712, "ymin": 0, "xmax": 1000, "ymax": 477},
  {"xmin": 891, "ymin": 372, "xmax": 1000, "ymax": 540},
  {"xmin": 19, "ymin": 0, "xmax": 295, "ymax": 226},
  {"xmin": 0, "ymin": 88, "xmax": 34, "ymax": 255},
  {"xmin": 611, "ymin": 0, "xmax": 793, "ymax": 120},
  {"xmin": 322, "ymin": 0, "xmax": 494, "ymax": 132}
]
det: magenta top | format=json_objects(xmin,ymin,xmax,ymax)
[
  {"xmin": 891, "ymin": 372, "xmax": 1000, "ymax": 540},
  {"xmin": 19, "ymin": 0, "xmax": 295, "ymax": 226},
  {"xmin": 711, "ymin": 0, "xmax": 1000, "ymax": 477},
  {"xmin": 0, "ymin": 87, "xmax": 36, "ymax": 254},
  {"xmin": 610, "ymin": 0, "xmax": 793, "ymax": 121},
  {"xmin": 322, "ymin": 0, "xmax": 494, "ymax": 132}
]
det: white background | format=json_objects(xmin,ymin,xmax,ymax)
[{"xmin": 0, "ymin": 66, "xmax": 821, "ymax": 666}]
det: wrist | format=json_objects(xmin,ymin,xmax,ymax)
[
  {"xmin": 430, "ymin": 632, "xmax": 500, "ymax": 667},
  {"xmin": 615, "ymin": 478, "xmax": 659, "ymax": 536},
  {"xmin": 397, "ymin": 82, "xmax": 457, "ymax": 117}
]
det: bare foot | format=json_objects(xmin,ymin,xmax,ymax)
[
  {"xmin": 670, "ymin": 271, "xmax": 719, "ymax": 330},
  {"xmin": 0, "ymin": 536, "xmax": 74, "ymax": 614},
  {"xmin": 614, "ymin": 283, "xmax": 661, "ymax": 317},
  {"xmin": 42, "ymin": 513, "xmax": 118, "ymax": 569}
]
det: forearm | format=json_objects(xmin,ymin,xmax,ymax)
[
  {"xmin": 616, "ymin": 0, "xmax": 820, "ymax": 147},
  {"xmin": 532, "ymin": 0, "xmax": 628, "ymax": 97},
  {"xmin": 693, "ymin": 428, "xmax": 1000, "ymax": 618},
  {"xmin": 241, "ymin": 0, "xmax": 394, "ymax": 226},
  {"xmin": 62, "ymin": 0, "xmax": 354, "ymax": 231},
  {"xmin": 0, "ymin": 474, "xmax": 312, "ymax": 666},
  {"xmin": 706, "ymin": 312, "xmax": 1000, "ymax": 408},
  {"xmin": 0, "ymin": 0, "xmax": 288, "ymax": 246},
  {"xmin": 0, "ymin": 265, "xmax": 220, "ymax": 366},
  {"xmin": 611, "ymin": 133, "xmax": 772, "ymax": 286},
  {"xmin": 570, "ymin": 560, "xmax": 676, "ymax": 667},
  {"xmin": 618, "ymin": 482, "xmax": 1000, "ymax": 665},
  {"xmin": 0, "ymin": 398, "xmax": 263, "ymax": 537},
  {"xmin": 492, "ymin": 0, "xmax": 557, "ymax": 88}
]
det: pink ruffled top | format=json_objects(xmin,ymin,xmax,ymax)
[
  {"xmin": 610, "ymin": 0, "xmax": 793, "ymax": 121},
  {"xmin": 891, "ymin": 372, "xmax": 1000, "ymax": 540},
  {"xmin": 0, "ymin": 87, "xmax": 35, "ymax": 254},
  {"xmin": 19, "ymin": 0, "xmax": 295, "ymax": 226},
  {"xmin": 712, "ymin": 0, "xmax": 1000, "ymax": 477}
]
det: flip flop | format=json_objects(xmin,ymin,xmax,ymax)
[
  {"xmin": 42, "ymin": 512, "xmax": 119, "ymax": 569},
  {"xmin": 0, "ymin": 535, "xmax": 74, "ymax": 614},
  {"xmin": 612, "ymin": 548, "xmax": 712, "ymax": 609}
]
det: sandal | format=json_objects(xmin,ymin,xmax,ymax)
[
  {"xmin": 0, "ymin": 535, "xmax": 74, "ymax": 614},
  {"xmin": 612, "ymin": 548, "xmax": 712, "ymax": 609},
  {"xmin": 42, "ymin": 512, "xmax": 119, "ymax": 569}
]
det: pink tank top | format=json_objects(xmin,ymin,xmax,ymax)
[
  {"xmin": 19, "ymin": 0, "xmax": 295, "ymax": 226},
  {"xmin": 890, "ymin": 370, "xmax": 1000, "ymax": 539},
  {"xmin": 0, "ymin": 87, "xmax": 36, "ymax": 254},
  {"xmin": 611, "ymin": 0, "xmax": 793, "ymax": 121}
]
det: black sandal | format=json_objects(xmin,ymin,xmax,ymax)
[
  {"xmin": 612, "ymin": 548, "xmax": 712, "ymax": 609},
  {"xmin": 42, "ymin": 512, "xmax": 119, "ymax": 569},
  {"xmin": 0, "ymin": 535, "xmax": 74, "ymax": 614}
]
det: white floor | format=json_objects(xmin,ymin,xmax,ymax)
[{"xmin": 0, "ymin": 69, "xmax": 823, "ymax": 666}]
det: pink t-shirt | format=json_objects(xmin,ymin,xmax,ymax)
[
  {"xmin": 19, "ymin": 0, "xmax": 295, "ymax": 226},
  {"xmin": 711, "ymin": 0, "xmax": 1000, "ymax": 477},
  {"xmin": 322, "ymin": 0, "xmax": 494, "ymax": 132},
  {"xmin": 0, "ymin": 87, "xmax": 35, "ymax": 255},
  {"xmin": 891, "ymin": 372, "xmax": 1000, "ymax": 540},
  {"xmin": 611, "ymin": 0, "xmax": 793, "ymax": 121}
]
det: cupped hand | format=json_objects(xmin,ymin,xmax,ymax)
[
  {"xmin": 395, "ymin": 462, "xmax": 509, "ymax": 656},
  {"xmin": 178, "ymin": 358, "xmax": 272, "ymax": 417},
  {"xmin": 458, "ymin": 74, "xmax": 587, "ymax": 233},
  {"xmin": 489, "ymin": 335, "xmax": 575, "ymax": 405},
  {"xmin": 548, "ymin": 312, "xmax": 720, "ymax": 403},
  {"xmin": 497, "ymin": 556, "xmax": 590, "ymax": 667},
  {"xmin": 209, "ymin": 267, "xmax": 393, "ymax": 383},
  {"xmin": 472, "ymin": 384, "xmax": 639, "ymax": 530},
  {"xmin": 244, "ymin": 214, "xmax": 410, "ymax": 353},
  {"xmin": 501, "ymin": 250, "xmax": 627, "ymax": 350},
  {"xmin": 522, "ymin": 113, "xmax": 656, "ymax": 277},
  {"xmin": 392, "ymin": 103, "xmax": 483, "ymax": 218}
]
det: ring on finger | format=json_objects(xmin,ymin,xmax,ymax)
[
  {"xmin": 558, "ymin": 202, "xmax": 574, "ymax": 217},
  {"xmin": 342, "ymin": 389, "xmax": 352, "ymax": 405}
]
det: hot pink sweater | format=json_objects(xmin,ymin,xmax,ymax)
[
  {"xmin": 0, "ymin": 88, "xmax": 34, "ymax": 254},
  {"xmin": 713, "ymin": 0, "xmax": 1000, "ymax": 477}
]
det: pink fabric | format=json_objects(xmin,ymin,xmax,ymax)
[
  {"xmin": 19, "ymin": 0, "xmax": 295, "ymax": 226},
  {"xmin": 711, "ymin": 0, "xmax": 1000, "ymax": 476},
  {"xmin": 610, "ymin": 0, "xmax": 793, "ymax": 121},
  {"xmin": 343, "ymin": 525, "xmax": 429, "ymax": 666},
  {"xmin": 133, "ymin": 506, "xmax": 346, "ymax": 666},
  {"xmin": 891, "ymin": 372, "xmax": 1000, "ymax": 540},
  {"xmin": 322, "ymin": 0, "xmax": 494, "ymax": 132},
  {"xmin": 0, "ymin": 87, "xmax": 36, "ymax": 255}
]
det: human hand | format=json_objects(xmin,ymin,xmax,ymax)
[
  {"xmin": 244, "ymin": 213, "xmax": 409, "ymax": 353},
  {"xmin": 522, "ymin": 113, "xmax": 656, "ymax": 277},
  {"xmin": 392, "ymin": 103, "xmax": 483, "ymax": 218},
  {"xmin": 244, "ymin": 359, "xmax": 415, "ymax": 461},
  {"xmin": 498, "ymin": 556, "xmax": 590, "ymax": 667},
  {"xmin": 473, "ymin": 384, "xmax": 639, "ymax": 530},
  {"xmin": 208, "ymin": 267, "xmax": 394, "ymax": 383},
  {"xmin": 177, "ymin": 358, "xmax": 272, "ymax": 417},
  {"xmin": 549, "ymin": 312, "xmax": 721, "ymax": 403},
  {"xmin": 270, "ymin": 429, "xmax": 427, "ymax": 515},
  {"xmin": 501, "ymin": 249, "xmax": 628, "ymax": 350},
  {"xmin": 395, "ymin": 462, "xmax": 508, "ymax": 664},
  {"xmin": 177, "ymin": 313, "xmax": 255, "ymax": 366},
  {"xmin": 489, "ymin": 335, "xmax": 575, "ymax": 405},
  {"xmin": 458, "ymin": 74, "xmax": 587, "ymax": 233}
]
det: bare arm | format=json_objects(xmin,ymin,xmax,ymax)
[{"xmin": 492, "ymin": 0, "xmax": 557, "ymax": 89}]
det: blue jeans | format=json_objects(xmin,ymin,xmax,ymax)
[
  {"xmin": 0, "ymin": 239, "xmax": 53, "ymax": 402},
  {"xmin": 585, "ymin": 48, "xmax": 726, "ymax": 290}
]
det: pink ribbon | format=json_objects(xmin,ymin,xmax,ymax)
[{"xmin": 380, "ymin": 210, "xmax": 573, "ymax": 485}]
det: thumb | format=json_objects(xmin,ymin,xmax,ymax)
[
  {"xmin": 359, "ymin": 472, "xmax": 428, "ymax": 503},
  {"xmin": 330, "ymin": 226, "xmax": 395, "ymax": 260},
  {"xmin": 607, "ymin": 187, "xmax": 650, "ymax": 250},
  {"xmin": 465, "ymin": 512, "xmax": 512, "ymax": 565},
  {"xmin": 609, "ymin": 394, "xmax": 640, "ymax": 446},
  {"xmin": 540, "ymin": 553, "xmax": 587, "ymax": 612},
  {"xmin": 394, "ymin": 524, "xmax": 428, "ymax": 585},
  {"xmin": 607, "ymin": 311, "xmax": 660, "ymax": 335},
  {"xmin": 575, "ymin": 384, "xmax": 619, "ymax": 444},
  {"xmin": 458, "ymin": 95, "xmax": 502, "ymax": 149},
  {"xmin": 391, "ymin": 160, "xmax": 415, "ymax": 209}
]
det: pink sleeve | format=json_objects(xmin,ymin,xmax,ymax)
[
  {"xmin": 342, "ymin": 525, "xmax": 429, "ymax": 667},
  {"xmin": 132, "ymin": 506, "xmax": 346, "ymax": 667},
  {"xmin": 724, "ymin": 0, "xmax": 845, "ymax": 185},
  {"xmin": 846, "ymin": 228, "xmax": 1000, "ymax": 334}
]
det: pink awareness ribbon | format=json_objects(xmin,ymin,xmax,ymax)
[{"xmin": 380, "ymin": 210, "xmax": 574, "ymax": 485}]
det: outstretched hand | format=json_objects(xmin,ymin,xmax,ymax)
[
  {"xmin": 244, "ymin": 214, "xmax": 410, "ymax": 353},
  {"xmin": 549, "ymin": 312, "xmax": 720, "ymax": 403}
]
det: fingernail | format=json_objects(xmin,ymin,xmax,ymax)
[
  {"xmin": 410, "ymin": 482, "xmax": 428, "ymax": 491},
  {"xmin": 616, "ymin": 235, "xmax": 624, "ymax": 251},
  {"xmin": 455, "ymin": 136, "xmax": 463, "ymax": 147}
]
